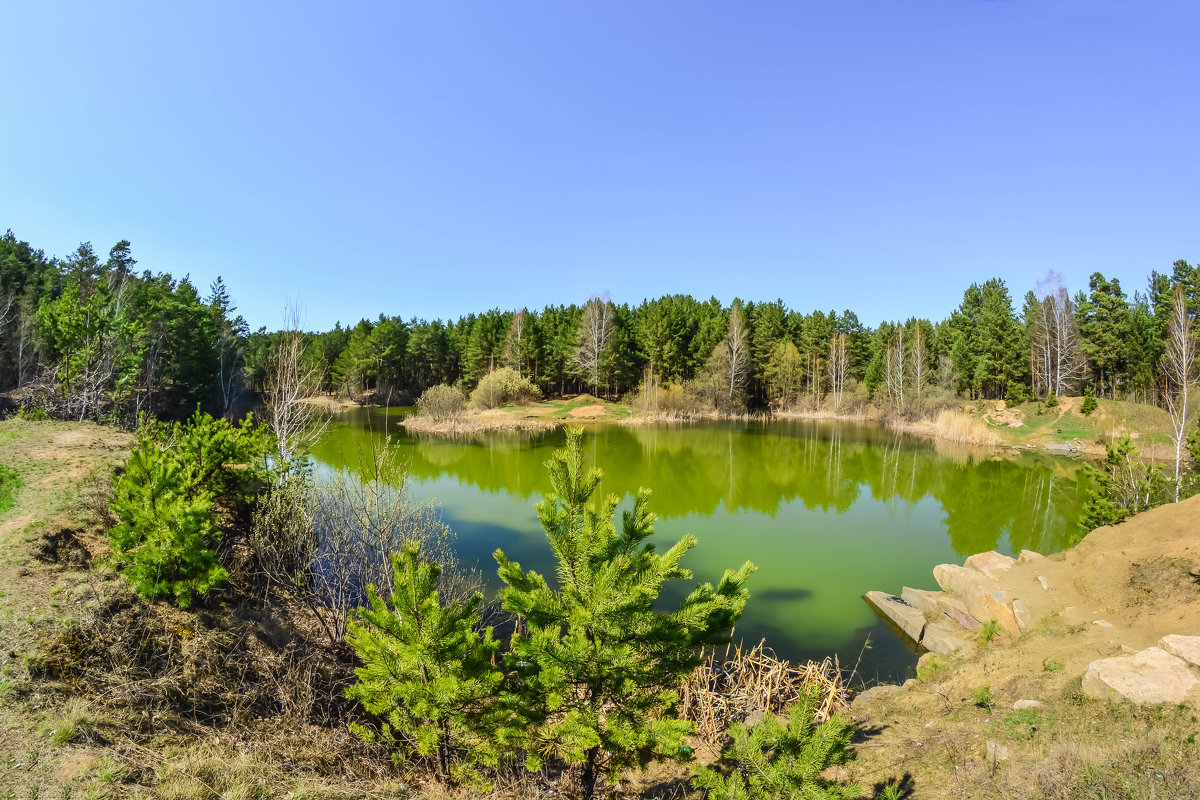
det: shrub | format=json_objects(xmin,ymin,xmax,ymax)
[
  {"xmin": 1080, "ymin": 386, "xmax": 1098, "ymax": 416},
  {"xmin": 109, "ymin": 411, "xmax": 270, "ymax": 606},
  {"xmin": 692, "ymin": 690, "xmax": 860, "ymax": 800},
  {"xmin": 1077, "ymin": 435, "xmax": 1170, "ymax": 536},
  {"xmin": 916, "ymin": 655, "xmax": 949, "ymax": 682},
  {"xmin": 416, "ymin": 384, "xmax": 466, "ymax": 421},
  {"xmin": 977, "ymin": 619, "xmax": 1001, "ymax": 645},
  {"xmin": 1004, "ymin": 382, "xmax": 1030, "ymax": 407},
  {"xmin": 1045, "ymin": 392, "xmax": 1060, "ymax": 408},
  {"xmin": 972, "ymin": 684, "xmax": 996, "ymax": 710},
  {"xmin": 345, "ymin": 544, "xmax": 505, "ymax": 787},
  {"xmin": 468, "ymin": 367, "xmax": 540, "ymax": 410}
]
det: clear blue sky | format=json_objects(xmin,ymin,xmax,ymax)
[{"xmin": 2, "ymin": 1, "xmax": 1196, "ymax": 331}]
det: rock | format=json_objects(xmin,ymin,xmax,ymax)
[
  {"xmin": 1044, "ymin": 443, "xmax": 1074, "ymax": 455},
  {"xmin": 902, "ymin": 678, "xmax": 917, "ymax": 689},
  {"xmin": 900, "ymin": 586, "xmax": 944, "ymax": 617},
  {"xmin": 1093, "ymin": 619, "xmax": 1113, "ymax": 628},
  {"xmin": 932, "ymin": 564, "xmax": 1021, "ymax": 637},
  {"xmin": 1037, "ymin": 575, "xmax": 1050, "ymax": 590},
  {"xmin": 1082, "ymin": 647, "xmax": 1199, "ymax": 705},
  {"xmin": 1011, "ymin": 598, "xmax": 1032, "ymax": 633},
  {"xmin": 1159, "ymin": 635, "xmax": 1200, "ymax": 668},
  {"xmin": 965, "ymin": 551, "xmax": 1017, "ymax": 581},
  {"xmin": 1012, "ymin": 699, "xmax": 1043, "ymax": 710},
  {"xmin": 865, "ymin": 591, "xmax": 926, "ymax": 643},
  {"xmin": 937, "ymin": 594, "xmax": 982, "ymax": 631},
  {"xmin": 981, "ymin": 594, "xmax": 1023, "ymax": 638},
  {"xmin": 1017, "ymin": 549, "xmax": 1045, "ymax": 564},
  {"xmin": 985, "ymin": 739, "xmax": 1010, "ymax": 763},
  {"xmin": 853, "ymin": 684, "xmax": 904, "ymax": 707},
  {"xmin": 921, "ymin": 620, "xmax": 970, "ymax": 656}
]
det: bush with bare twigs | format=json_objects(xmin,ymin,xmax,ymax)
[{"xmin": 416, "ymin": 383, "xmax": 467, "ymax": 421}]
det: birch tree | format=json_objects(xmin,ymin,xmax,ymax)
[
  {"xmin": 574, "ymin": 294, "xmax": 614, "ymax": 396},
  {"xmin": 1162, "ymin": 284, "xmax": 1196, "ymax": 502},
  {"xmin": 725, "ymin": 301, "xmax": 749, "ymax": 404},
  {"xmin": 908, "ymin": 320, "xmax": 927, "ymax": 409},
  {"xmin": 503, "ymin": 308, "xmax": 529, "ymax": 377},
  {"xmin": 265, "ymin": 305, "xmax": 327, "ymax": 473},
  {"xmin": 884, "ymin": 324, "xmax": 905, "ymax": 411},
  {"xmin": 1028, "ymin": 272, "xmax": 1082, "ymax": 397},
  {"xmin": 828, "ymin": 333, "xmax": 848, "ymax": 410}
]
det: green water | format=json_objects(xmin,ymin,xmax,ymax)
[{"xmin": 312, "ymin": 409, "xmax": 1085, "ymax": 682}]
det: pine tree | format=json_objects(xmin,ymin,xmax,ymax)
[
  {"xmin": 1077, "ymin": 435, "xmax": 1169, "ymax": 537},
  {"xmin": 692, "ymin": 690, "xmax": 860, "ymax": 800},
  {"xmin": 494, "ymin": 429, "xmax": 755, "ymax": 800},
  {"xmin": 345, "ymin": 543, "xmax": 507, "ymax": 787}
]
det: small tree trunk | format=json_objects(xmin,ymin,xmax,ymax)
[{"xmin": 580, "ymin": 747, "xmax": 600, "ymax": 800}]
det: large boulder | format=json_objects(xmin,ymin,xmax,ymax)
[
  {"xmin": 932, "ymin": 563, "xmax": 1020, "ymax": 637},
  {"xmin": 921, "ymin": 620, "xmax": 971, "ymax": 656},
  {"xmin": 865, "ymin": 591, "xmax": 925, "ymax": 643},
  {"xmin": 937, "ymin": 593, "xmax": 983, "ymax": 631},
  {"xmin": 1159, "ymin": 635, "xmax": 1200, "ymax": 668},
  {"xmin": 900, "ymin": 587, "xmax": 943, "ymax": 616},
  {"xmin": 1082, "ymin": 647, "xmax": 1199, "ymax": 705},
  {"xmin": 964, "ymin": 551, "xmax": 1017, "ymax": 581}
]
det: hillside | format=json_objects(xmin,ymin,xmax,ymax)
[{"xmin": 849, "ymin": 495, "xmax": 1200, "ymax": 799}]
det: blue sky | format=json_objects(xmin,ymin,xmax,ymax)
[{"xmin": 2, "ymin": 1, "xmax": 1196, "ymax": 331}]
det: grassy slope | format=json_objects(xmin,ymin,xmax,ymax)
[
  {"xmin": 972, "ymin": 396, "xmax": 1175, "ymax": 455},
  {"xmin": 0, "ymin": 421, "xmax": 406, "ymax": 800}
]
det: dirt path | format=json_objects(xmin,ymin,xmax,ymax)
[{"xmin": 0, "ymin": 420, "xmax": 131, "ymax": 796}]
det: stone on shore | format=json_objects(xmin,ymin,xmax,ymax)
[
  {"xmin": 1011, "ymin": 598, "xmax": 1032, "ymax": 633},
  {"xmin": 900, "ymin": 587, "xmax": 943, "ymax": 616},
  {"xmin": 964, "ymin": 551, "xmax": 1017, "ymax": 581},
  {"xmin": 1159, "ymin": 635, "xmax": 1200, "ymax": 668},
  {"xmin": 1082, "ymin": 647, "xmax": 1199, "ymax": 705},
  {"xmin": 865, "ymin": 591, "xmax": 926, "ymax": 643},
  {"xmin": 921, "ymin": 620, "xmax": 970, "ymax": 656},
  {"xmin": 933, "ymin": 563, "xmax": 1021, "ymax": 637}
]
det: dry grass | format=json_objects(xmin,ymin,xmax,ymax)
[
  {"xmin": 401, "ymin": 413, "xmax": 555, "ymax": 435},
  {"xmin": 892, "ymin": 409, "xmax": 1003, "ymax": 446},
  {"xmin": 679, "ymin": 638, "xmax": 850, "ymax": 746}
]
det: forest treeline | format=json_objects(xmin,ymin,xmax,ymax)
[{"xmin": 1, "ymin": 228, "xmax": 1197, "ymax": 421}]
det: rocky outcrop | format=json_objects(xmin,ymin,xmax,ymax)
[{"xmin": 865, "ymin": 549, "xmax": 1040, "ymax": 658}]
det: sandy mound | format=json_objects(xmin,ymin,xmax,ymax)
[
  {"xmin": 988, "ymin": 401, "xmax": 1025, "ymax": 428},
  {"xmin": 569, "ymin": 404, "xmax": 605, "ymax": 419}
]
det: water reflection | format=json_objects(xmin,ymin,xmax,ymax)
[{"xmin": 312, "ymin": 411, "xmax": 1084, "ymax": 681}]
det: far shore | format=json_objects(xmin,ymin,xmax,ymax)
[{"xmin": 373, "ymin": 393, "xmax": 1179, "ymax": 461}]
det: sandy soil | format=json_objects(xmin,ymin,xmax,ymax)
[{"xmin": 849, "ymin": 495, "xmax": 1200, "ymax": 798}]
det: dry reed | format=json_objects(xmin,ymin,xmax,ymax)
[
  {"xmin": 890, "ymin": 409, "xmax": 1002, "ymax": 446},
  {"xmin": 679, "ymin": 638, "xmax": 850, "ymax": 745},
  {"xmin": 401, "ymin": 414, "xmax": 555, "ymax": 435}
]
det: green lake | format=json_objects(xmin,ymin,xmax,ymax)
[{"xmin": 312, "ymin": 409, "xmax": 1085, "ymax": 683}]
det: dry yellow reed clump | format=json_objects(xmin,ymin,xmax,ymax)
[
  {"xmin": 932, "ymin": 409, "xmax": 1002, "ymax": 445},
  {"xmin": 678, "ymin": 638, "xmax": 850, "ymax": 745}
]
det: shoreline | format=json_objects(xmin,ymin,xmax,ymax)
[{"xmin": 387, "ymin": 400, "xmax": 1163, "ymax": 462}]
